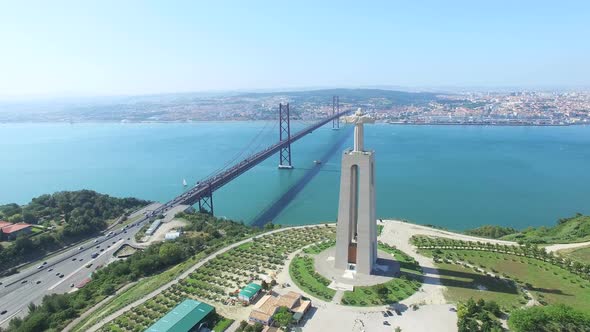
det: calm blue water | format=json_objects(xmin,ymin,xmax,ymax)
[{"xmin": 1, "ymin": 122, "xmax": 589, "ymax": 231}]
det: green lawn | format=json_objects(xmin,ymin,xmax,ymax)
[
  {"xmin": 341, "ymin": 245, "xmax": 423, "ymax": 306},
  {"xmin": 289, "ymin": 255, "xmax": 336, "ymax": 301},
  {"xmin": 212, "ymin": 317, "xmax": 234, "ymax": 332},
  {"xmin": 421, "ymin": 249, "xmax": 590, "ymax": 312},
  {"xmin": 432, "ymin": 261, "xmax": 524, "ymax": 311}
]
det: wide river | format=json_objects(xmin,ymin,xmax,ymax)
[{"xmin": 1, "ymin": 122, "xmax": 589, "ymax": 231}]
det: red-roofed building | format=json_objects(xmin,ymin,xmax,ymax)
[
  {"xmin": 0, "ymin": 221, "xmax": 12, "ymax": 229},
  {"xmin": 1, "ymin": 222, "xmax": 32, "ymax": 241}
]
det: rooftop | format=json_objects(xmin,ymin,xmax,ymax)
[
  {"xmin": 146, "ymin": 299, "xmax": 214, "ymax": 332},
  {"xmin": 1, "ymin": 223, "xmax": 31, "ymax": 234},
  {"xmin": 239, "ymin": 282, "xmax": 262, "ymax": 299},
  {"xmin": 0, "ymin": 221, "xmax": 12, "ymax": 228}
]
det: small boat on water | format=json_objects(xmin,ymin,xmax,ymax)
[
  {"xmin": 182, "ymin": 179, "xmax": 187, "ymax": 186},
  {"xmin": 314, "ymin": 160, "xmax": 322, "ymax": 165}
]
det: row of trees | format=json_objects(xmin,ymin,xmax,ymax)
[
  {"xmin": 465, "ymin": 225, "xmax": 518, "ymax": 239},
  {"xmin": 412, "ymin": 236, "xmax": 590, "ymax": 279}
]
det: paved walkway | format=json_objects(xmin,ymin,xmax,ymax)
[{"xmin": 545, "ymin": 240, "xmax": 590, "ymax": 253}]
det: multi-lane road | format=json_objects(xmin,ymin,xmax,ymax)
[{"xmin": 0, "ymin": 204, "xmax": 162, "ymax": 328}]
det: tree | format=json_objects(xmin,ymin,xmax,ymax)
[
  {"xmin": 508, "ymin": 304, "xmax": 590, "ymax": 332},
  {"xmin": 272, "ymin": 306, "xmax": 293, "ymax": 328},
  {"xmin": 158, "ymin": 242, "xmax": 184, "ymax": 265}
]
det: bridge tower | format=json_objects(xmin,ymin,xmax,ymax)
[
  {"xmin": 278, "ymin": 103, "xmax": 293, "ymax": 169},
  {"xmin": 332, "ymin": 96, "xmax": 340, "ymax": 130},
  {"xmin": 197, "ymin": 184, "xmax": 214, "ymax": 215}
]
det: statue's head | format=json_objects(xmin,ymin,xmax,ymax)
[{"xmin": 355, "ymin": 108, "xmax": 363, "ymax": 116}]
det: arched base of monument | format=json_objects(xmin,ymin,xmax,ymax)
[{"xmin": 314, "ymin": 247, "xmax": 401, "ymax": 288}]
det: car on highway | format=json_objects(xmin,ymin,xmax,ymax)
[
  {"xmin": 36, "ymin": 280, "xmax": 41, "ymax": 284},
  {"xmin": 96, "ymin": 245, "xmax": 100, "ymax": 249},
  {"xmin": 37, "ymin": 265, "xmax": 43, "ymax": 269},
  {"xmin": 79, "ymin": 246, "xmax": 84, "ymax": 250},
  {"xmin": 43, "ymin": 261, "xmax": 47, "ymax": 265},
  {"xmin": 70, "ymin": 283, "xmax": 75, "ymax": 287},
  {"xmin": 21, "ymin": 280, "xmax": 27, "ymax": 284},
  {"xmin": 48, "ymin": 268, "xmax": 53, "ymax": 272},
  {"xmin": 85, "ymin": 263, "xmax": 93, "ymax": 268},
  {"xmin": 1, "ymin": 310, "xmax": 7, "ymax": 315},
  {"xmin": 72, "ymin": 258, "xmax": 77, "ymax": 261},
  {"xmin": 59, "ymin": 274, "xmax": 64, "ymax": 278},
  {"xmin": 91, "ymin": 253, "xmax": 99, "ymax": 258},
  {"xmin": 55, "ymin": 272, "xmax": 60, "ymax": 276},
  {"xmin": 100, "ymin": 248, "xmax": 104, "ymax": 252},
  {"xmin": 94, "ymin": 239, "xmax": 99, "ymax": 243}
]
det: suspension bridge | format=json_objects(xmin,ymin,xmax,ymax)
[{"xmin": 149, "ymin": 97, "xmax": 349, "ymax": 217}]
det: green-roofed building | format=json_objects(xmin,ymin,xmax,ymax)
[
  {"xmin": 238, "ymin": 283, "xmax": 262, "ymax": 303},
  {"xmin": 146, "ymin": 299, "xmax": 215, "ymax": 332}
]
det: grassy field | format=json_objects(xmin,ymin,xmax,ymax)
[
  {"xmin": 212, "ymin": 318, "xmax": 234, "ymax": 332},
  {"xmin": 290, "ymin": 255, "xmax": 336, "ymax": 301},
  {"xmin": 420, "ymin": 249, "xmax": 590, "ymax": 312},
  {"xmin": 341, "ymin": 245, "xmax": 423, "ymax": 306},
  {"xmin": 560, "ymin": 246, "xmax": 590, "ymax": 262}
]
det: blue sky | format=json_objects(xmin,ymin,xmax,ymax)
[{"xmin": 0, "ymin": 0, "xmax": 589, "ymax": 97}]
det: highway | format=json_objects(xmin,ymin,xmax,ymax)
[{"xmin": 0, "ymin": 204, "xmax": 159, "ymax": 328}]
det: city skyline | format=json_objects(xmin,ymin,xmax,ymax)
[{"xmin": 1, "ymin": 1, "xmax": 589, "ymax": 97}]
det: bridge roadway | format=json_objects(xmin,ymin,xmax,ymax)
[
  {"xmin": 0, "ymin": 111, "xmax": 349, "ymax": 327},
  {"xmin": 153, "ymin": 109, "xmax": 350, "ymax": 215}
]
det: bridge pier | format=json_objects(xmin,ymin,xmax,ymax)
[
  {"xmin": 198, "ymin": 187, "xmax": 214, "ymax": 215},
  {"xmin": 278, "ymin": 103, "xmax": 293, "ymax": 169},
  {"xmin": 332, "ymin": 96, "xmax": 340, "ymax": 130}
]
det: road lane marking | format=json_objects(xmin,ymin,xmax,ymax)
[{"xmin": 47, "ymin": 239, "xmax": 124, "ymax": 291}]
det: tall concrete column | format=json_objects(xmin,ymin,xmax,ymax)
[{"xmin": 335, "ymin": 109, "xmax": 377, "ymax": 275}]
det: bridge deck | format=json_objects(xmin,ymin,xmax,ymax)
[{"xmin": 150, "ymin": 110, "xmax": 350, "ymax": 216}]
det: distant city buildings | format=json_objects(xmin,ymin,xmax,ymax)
[{"xmin": 1, "ymin": 90, "xmax": 588, "ymax": 125}]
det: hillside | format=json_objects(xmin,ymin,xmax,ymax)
[
  {"xmin": 0, "ymin": 190, "xmax": 148, "ymax": 274},
  {"xmin": 499, "ymin": 213, "xmax": 590, "ymax": 244}
]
